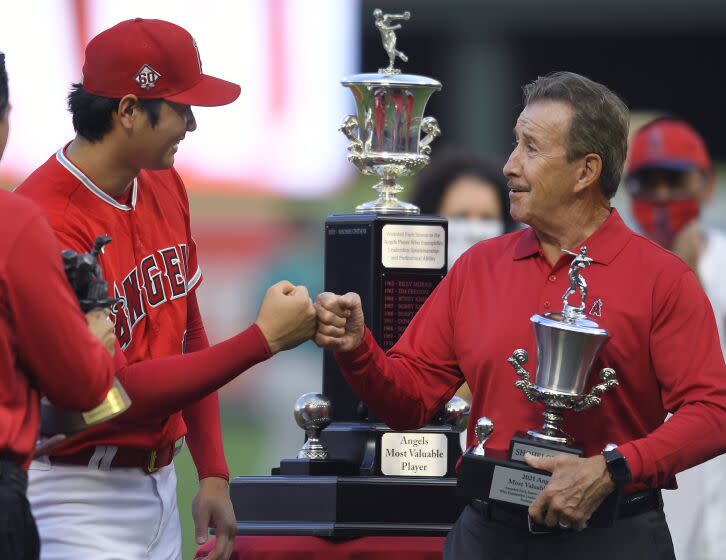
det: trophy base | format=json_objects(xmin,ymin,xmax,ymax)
[
  {"xmin": 459, "ymin": 436, "xmax": 618, "ymax": 527},
  {"xmin": 231, "ymin": 475, "xmax": 464, "ymax": 536},
  {"xmin": 274, "ymin": 458, "xmax": 358, "ymax": 476}
]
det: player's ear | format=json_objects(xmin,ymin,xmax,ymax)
[{"xmin": 117, "ymin": 95, "xmax": 141, "ymax": 131}]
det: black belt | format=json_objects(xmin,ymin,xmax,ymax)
[
  {"xmin": 471, "ymin": 489, "xmax": 662, "ymax": 530},
  {"xmin": 0, "ymin": 459, "xmax": 28, "ymax": 494}
]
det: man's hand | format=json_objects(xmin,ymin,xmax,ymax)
[
  {"xmin": 525, "ymin": 453, "xmax": 615, "ymax": 531},
  {"xmin": 671, "ymin": 220, "xmax": 706, "ymax": 274},
  {"xmin": 192, "ymin": 477, "xmax": 235, "ymax": 560},
  {"xmin": 314, "ymin": 292, "xmax": 365, "ymax": 352},
  {"xmin": 85, "ymin": 308, "xmax": 116, "ymax": 356},
  {"xmin": 255, "ymin": 281, "xmax": 317, "ymax": 354},
  {"xmin": 32, "ymin": 434, "xmax": 67, "ymax": 458}
]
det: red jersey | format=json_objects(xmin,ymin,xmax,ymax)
[
  {"xmin": 336, "ymin": 209, "xmax": 726, "ymax": 490},
  {"xmin": 17, "ymin": 147, "xmax": 203, "ymax": 453},
  {"xmin": 0, "ymin": 190, "xmax": 114, "ymax": 468}
]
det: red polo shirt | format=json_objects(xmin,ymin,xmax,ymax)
[{"xmin": 336, "ymin": 209, "xmax": 726, "ymax": 489}]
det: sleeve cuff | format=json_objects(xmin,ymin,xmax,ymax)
[
  {"xmin": 616, "ymin": 441, "xmax": 644, "ymax": 485},
  {"xmin": 249, "ymin": 323, "xmax": 273, "ymax": 360},
  {"xmin": 334, "ymin": 327, "xmax": 375, "ymax": 373}
]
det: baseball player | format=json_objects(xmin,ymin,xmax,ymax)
[
  {"xmin": 17, "ymin": 19, "xmax": 316, "ymax": 560},
  {"xmin": 0, "ymin": 52, "xmax": 117, "ymax": 559}
]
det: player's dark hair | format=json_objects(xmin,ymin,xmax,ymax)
[
  {"xmin": 68, "ymin": 83, "xmax": 163, "ymax": 142},
  {"xmin": 0, "ymin": 52, "xmax": 9, "ymax": 121},
  {"xmin": 522, "ymin": 71, "xmax": 630, "ymax": 200},
  {"xmin": 411, "ymin": 148, "xmax": 516, "ymax": 233}
]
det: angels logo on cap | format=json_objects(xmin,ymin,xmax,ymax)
[{"xmin": 134, "ymin": 65, "xmax": 161, "ymax": 91}]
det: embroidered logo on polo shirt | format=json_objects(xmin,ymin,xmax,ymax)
[
  {"xmin": 589, "ymin": 298, "xmax": 603, "ymax": 318},
  {"xmin": 134, "ymin": 65, "xmax": 161, "ymax": 90}
]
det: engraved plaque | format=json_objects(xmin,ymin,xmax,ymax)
[
  {"xmin": 488, "ymin": 465, "xmax": 550, "ymax": 506},
  {"xmin": 381, "ymin": 224, "xmax": 445, "ymax": 269},
  {"xmin": 380, "ymin": 432, "xmax": 448, "ymax": 477}
]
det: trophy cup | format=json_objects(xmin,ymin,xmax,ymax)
[
  {"xmin": 459, "ymin": 247, "xmax": 620, "ymax": 523},
  {"xmin": 231, "ymin": 10, "xmax": 467, "ymax": 536}
]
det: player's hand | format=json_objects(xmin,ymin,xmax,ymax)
[
  {"xmin": 671, "ymin": 220, "xmax": 705, "ymax": 274},
  {"xmin": 255, "ymin": 281, "xmax": 317, "ymax": 354},
  {"xmin": 314, "ymin": 291, "xmax": 365, "ymax": 352},
  {"xmin": 525, "ymin": 453, "xmax": 615, "ymax": 531},
  {"xmin": 85, "ymin": 308, "xmax": 116, "ymax": 357},
  {"xmin": 193, "ymin": 477, "xmax": 235, "ymax": 560}
]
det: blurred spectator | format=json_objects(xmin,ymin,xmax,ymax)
[
  {"xmin": 412, "ymin": 148, "xmax": 517, "ymax": 270},
  {"xmin": 625, "ymin": 117, "xmax": 726, "ymax": 560}
]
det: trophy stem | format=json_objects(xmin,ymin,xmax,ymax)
[
  {"xmin": 527, "ymin": 407, "xmax": 571, "ymax": 445},
  {"xmin": 298, "ymin": 427, "xmax": 328, "ymax": 460},
  {"xmin": 355, "ymin": 176, "xmax": 420, "ymax": 214}
]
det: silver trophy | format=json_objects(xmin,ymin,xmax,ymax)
[
  {"xmin": 340, "ymin": 9, "xmax": 441, "ymax": 214},
  {"xmin": 294, "ymin": 392, "xmax": 332, "ymax": 460},
  {"xmin": 508, "ymin": 246, "xmax": 618, "ymax": 444}
]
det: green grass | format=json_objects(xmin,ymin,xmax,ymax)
[{"xmin": 175, "ymin": 412, "xmax": 265, "ymax": 560}]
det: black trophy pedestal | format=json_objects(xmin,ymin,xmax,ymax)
[
  {"xmin": 458, "ymin": 433, "xmax": 619, "ymax": 527},
  {"xmin": 232, "ymin": 423, "xmax": 466, "ymax": 536},
  {"xmin": 231, "ymin": 475, "xmax": 463, "ymax": 537}
]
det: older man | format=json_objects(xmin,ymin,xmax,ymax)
[{"xmin": 315, "ymin": 71, "xmax": 726, "ymax": 559}]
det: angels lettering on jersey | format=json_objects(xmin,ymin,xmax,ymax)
[{"xmin": 111, "ymin": 243, "xmax": 191, "ymax": 350}]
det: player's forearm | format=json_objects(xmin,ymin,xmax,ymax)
[
  {"xmin": 183, "ymin": 393, "xmax": 229, "ymax": 480},
  {"xmin": 112, "ymin": 324, "xmax": 271, "ymax": 425}
]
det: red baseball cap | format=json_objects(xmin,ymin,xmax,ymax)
[
  {"xmin": 627, "ymin": 119, "xmax": 711, "ymax": 176},
  {"xmin": 81, "ymin": 18, "xmax": 240, "ymax": 107}
]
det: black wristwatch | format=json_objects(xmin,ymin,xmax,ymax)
[{"xmin": 602, "ymin": 447, "xmax": 631, "ymax": 488}]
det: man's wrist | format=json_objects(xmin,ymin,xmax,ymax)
[{"xmin": 602, "ymin": 447, "xmax": 631, "ymax": 488}]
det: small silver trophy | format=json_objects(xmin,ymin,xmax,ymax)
[
  {"xmin": 509, "ymin": 246, "xmax": 618, "ymax": 444},
  {"xmin": 294, "ymin": 392, "xmax": 332, "ymax": 460},
  {"xmin": 340, "ymin": 9, "xmax": 441, "ymax": 214}
]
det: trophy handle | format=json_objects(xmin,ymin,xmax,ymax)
[
  {"xmin": 508, "ymin": 349, "xmax": 540, "ymax": 403},
  {"xmin": 419, "ymin": 116, "xmax": 441, "ymax": 156},
  {"xmin": 573, "ymin": 368, "xmax": 618, "ymax": 411},
  {"xmin": 339, "ymin": 115, "xmax": 364, "ymax": 155}
]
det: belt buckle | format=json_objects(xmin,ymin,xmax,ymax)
[
  {"xmin": 147, "ymin": 450, "xmax": 159, "ymax": 473},
  {"xmin": 527, "ymin": 515, "xmax": 557, "ymax": 535}
]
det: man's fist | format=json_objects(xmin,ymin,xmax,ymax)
[
  {"xmin": 314, "ymin": 291, "xmax": 365, "ymax": 352},
  {"xmin": 86, "ymin": 308, "xmax": 116, "ymax": 356},
  {"xmin": 255, "ymin": 281, "xmax": 317, "ymax": 354}
]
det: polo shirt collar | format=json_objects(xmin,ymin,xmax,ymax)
[{"xmin": 513, "ymin": 208, "xmax": 632, "ymax": 265}]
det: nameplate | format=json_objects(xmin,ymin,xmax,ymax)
[
  {"xmin": 381, "ymin": 225, "xmax": 445, "ymax": 269},
  {"xmin": 510, "ymin": 442, "xmax": 579, "ymax": 463},
  {"xmin": 489, "ymin": 465, "xmax": 550, "ymax": 506},
  {"xmin": 380, "ymin": 432, "xmax": 447, "ymax": 476}
]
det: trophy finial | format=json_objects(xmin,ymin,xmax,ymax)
[
  {"xmin": 294, "ymin": 393, "xmax": 331, "ymax": 460},
  {"xmin": 373, "ymin": 8, "xmax": 411, "ymax": 74},
  {"xmin": 472, "ymin": 417, "xmax": 494, "ymax": 456},
  {"xmin": 561, "ymin": 245, "xmax": 594, "ymax": 321},
  {"xmin": 442, "ymin": 396, "xmax": 470, "ymax": 433}
]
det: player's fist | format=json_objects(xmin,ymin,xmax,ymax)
[
  {"xmin": 314, "ymin": 291, "xmax": 365, "ymax": 352},
  {"xmin": 86, "ymin": 308, "xmax": 116, "ymax": 357},
  {"xmin": 255, "ymin": 280, "xmax": 317, "ymax": 354}
]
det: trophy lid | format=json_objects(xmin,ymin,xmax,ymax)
[
  {"xmin": 531, "ymin": 312, "xmax": 608, "ymax": 337},
  {"xmin": 341, "ymin": 72, "xmax": 442, "ymax": 89}
]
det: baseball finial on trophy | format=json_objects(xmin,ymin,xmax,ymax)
[
  {"xmin": 294, "ymin": 393, "xmax": 332, "ymax": 460},
  {"xmin": 471, "ymin": 417, "xmax": 494, "ymax": 456},
  {"xmin": 339, "ymin": 9, "xmax": 442, "ymax": 214}
]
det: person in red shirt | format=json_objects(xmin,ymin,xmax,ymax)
[
  {"xmin": 16, "ymin": 20, "xmax": 316, "ymax": 560},
  {"xmin": 0, "ymin": 52, "xmax": 117, "ymax": 559},
  {"xmin": 315, "ymin": 71, "xmax": 726, "ymax": 559}
]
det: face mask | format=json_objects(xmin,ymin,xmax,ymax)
[
  {"xmin": 448, "ymin": 218, "xmax": 504, "ymax": 269},
  {"xmin": 631, "ymin": 197, "xmax": 700, "ymax": 249}
]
